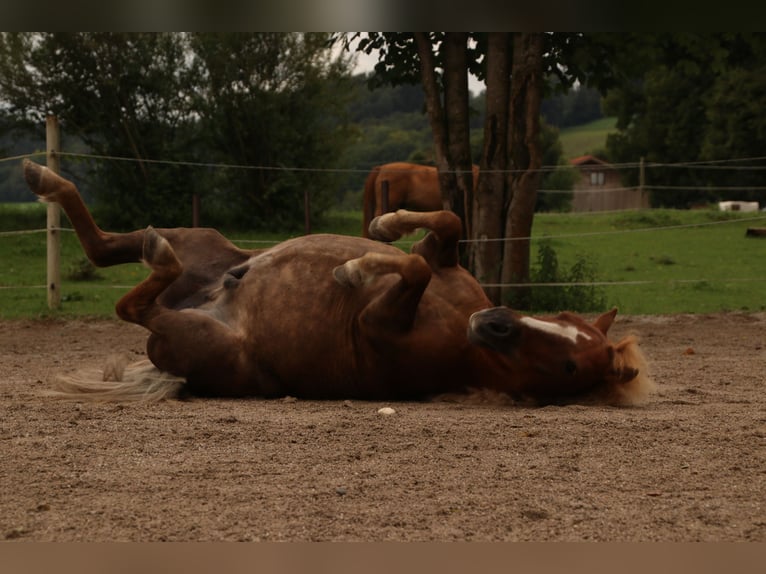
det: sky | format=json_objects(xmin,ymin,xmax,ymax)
[{"xmin": 344, "ymin": 35, "xmax": 485, "ymax": 95}]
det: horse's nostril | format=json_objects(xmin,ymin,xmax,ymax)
[{"xmin": 487, "ymin": 320, "xmax": 512, "ymax": 337}]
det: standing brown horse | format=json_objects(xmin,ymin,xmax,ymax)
[
  {"xmin": 23, "ymin": 159, "xmax": 652, "ymax": 405},
  {"xmin": 362, "ymin": 162, "xmax": 480, "ymax": 237}
]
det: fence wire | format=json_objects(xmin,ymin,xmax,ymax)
[{"xmin": 2, "ymin": 151, "xmax": 765, "ymax": 293}]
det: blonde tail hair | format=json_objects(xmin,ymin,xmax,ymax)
[{"xmin": 45, "ymin": 355, "xmax": 184, "ymax": 402}]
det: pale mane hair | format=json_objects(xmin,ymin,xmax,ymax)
[
  {"xmin": 592, "ymin": 334, "xmax": 656, "ymax": 406},
  {"xmin": 45, "ymin": 355, "xmax": 184, "ymax": 402}
]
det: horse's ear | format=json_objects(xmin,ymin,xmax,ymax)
[{"xmin": 593, "ymin": 307, "xmax": 618, "ymax": 335}]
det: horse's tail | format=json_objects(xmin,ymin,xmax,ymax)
[
  {"xmin": 45, "ymin": 355, "xmax": 184, "ymax": 402},
  {"xmin": 362, "ymin": 166, "xmax": 381, "ymax": 238}
]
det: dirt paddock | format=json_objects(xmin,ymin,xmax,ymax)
[{"xmin": 1, "ymin": 312, "xmax": 764, "ymax": 542}]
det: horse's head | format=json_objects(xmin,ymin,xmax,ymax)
[{"xmin": 468, "ymin": 307, "xmax": 654, "ymax": 405}]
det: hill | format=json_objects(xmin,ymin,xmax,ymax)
[{"xmin": 558, "ymin": 116, "xmax": 617, "ymax": 160}]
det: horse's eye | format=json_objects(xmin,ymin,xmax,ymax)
[{"xmin": 564, "ymin": 360, "xmax": 578, "ymax": 375}]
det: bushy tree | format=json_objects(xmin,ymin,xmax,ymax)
[
  {"xmin": 188, "ymin": 33, "xmax": 356, "ymax": 230},
  {"xmin": 0, "ymin": 33, "xmax": 199, "ymax": 227},
  {"xmin": 603, "ymin": 33, "xmax": 766, "ymax": 208},
  {"xmin": 537, "ymin": 120, "xmax": 577, "ymax": 212},
  {"xmin": 702, "ymin": 65, "xmax": 766, "ymax": 204},
  {"xmin": 0, "ymin": 32, "xmax": 355, "ymax": 230}
]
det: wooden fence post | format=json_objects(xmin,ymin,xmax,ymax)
[
  {"xmin": 192, "ymin": 194, "xmax": 200, "ymax": 227},
  {"xmin": 381, "ymin": 180, "xmax": 389, "ymax": 213},
  {"xmin": 46, "ymin": 115, "xmax": 61, "ymax": 310}
]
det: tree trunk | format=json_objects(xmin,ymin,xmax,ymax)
[
  {"xmin": 470, "ymin": 33, "xmax": 510, "ymax": 305},
  {"xmin": 414, "ymin": 32, "xmax": 455, "ymax": 215},
  {"xmin": 501, "ymin": 33, "xmax": 544, "ymax": 308},
  {"xmin": 442, "ymin": 32, "xmax": 472, "ymax": 239}
]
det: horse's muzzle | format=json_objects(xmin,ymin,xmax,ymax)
[{"xmin": 467, "ymin": 307, "xmax": 521, "ymax": 354}]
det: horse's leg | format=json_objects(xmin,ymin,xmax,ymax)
[
  {"xmin": 114, "ymin": 226, "xmax": 183, "ymax": 324},
  {"xmin": 368, "ymin": 209, "xmax": 462, "ymax": 269},
  {"xmin": 23, "ymin": 159, "xmax": 144, "ymax": 265},
  {"xmin": 116, "ymin": 227, "xmax": 249, "ymax": 395},
  {"xmin": 333, "ymin": 251, "xmax": 432, "ymax": 333}
]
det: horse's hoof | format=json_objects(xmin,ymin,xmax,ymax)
[
  {"xmin": 142, "ymin": 226, "xmax": 181, "ymax": 273},
  {"xmin": 333, "ymin": 261, "xmax": 364, "ymax": 287},
  {"xmin": 22, "ymin": 159, "xmax": 73, "ymax": 201},
  {"xmin": 368, "ymin": 213, "xmax": 402, "ymax": 242},
  {"xmin": 23, "ymin": 159, "xmax": 46, "ymax": 196}
]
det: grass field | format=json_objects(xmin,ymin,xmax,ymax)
[
  {"xmin": 559, "ymin": 116, "xmax": 617, "ymax": 159},
  {"xmin": 530, "ymin": 209, "xmax": 765, "ymax": 314},
  {"xmin": 1, "ymin": 202, "xmax": 764, "ymax": 318}
]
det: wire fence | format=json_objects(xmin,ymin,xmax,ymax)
[
  {"xmin": 6, "ymin": 149, "xmax": 766, "ymax": 173},
  {"xmin": 2, "ymin": 151, "xmax": 765, "ymax": 296}
]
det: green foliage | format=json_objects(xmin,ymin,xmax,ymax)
[
  {"xmin": 612, "ymin": 210, "xmax": 682, "ymax": 229},
  {"xmin": 541, "ymin": 84, "xmax": 604, "ymax": 128},
  {"xmin": 602, "ymin": 33, "xmax": 766, "ymax": 209},
  {"xmin": 0, "ymin": 33, "xmax": 356, "ymax": 231},
  {"xmin": 0, "ymin": 33, "xmax": 203, "ymax": 228},
  {"xmin": 537, "ymin": 120, "xmax": 577, "ymax": 212},
  {"xmin": 527, "ymin": 239, "xmax": 606, "ymax": 313},
  {"xmin": 0, "ymin": 201, "xmax": 46, "ymax": 230}
]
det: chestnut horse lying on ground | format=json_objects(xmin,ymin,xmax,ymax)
[
  {"xmin": 361, "ymin": 162, "xmax": 479, "ymax": 237},
  {"xmin": 23, "ymin": 159, "xmax": 653, "ymax": 405}
]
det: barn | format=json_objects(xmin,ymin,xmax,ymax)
[{"xmin": 570, "ymin": 154, "xmax": 650, "ymax": 212}]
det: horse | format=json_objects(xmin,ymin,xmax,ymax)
[
  {"xmin": 361, "ymin": 162, "xmax": 480, "ymax": 237},
  {"xmin": 23, "ymin": 159, "xmax": 653, "ymax": 405}
]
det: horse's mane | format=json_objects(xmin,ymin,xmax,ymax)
[{"xmin": 588, "ymin": 335, "xmax": 655, "ymax": 406}]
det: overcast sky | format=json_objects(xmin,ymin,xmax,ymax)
[{"xmin": 348, "ymin": 43, "xmax": 484, "ymax": 95}]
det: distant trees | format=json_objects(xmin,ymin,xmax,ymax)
[
  {"xmin": 0, "ymin": 32, "xmax": 355, "ymax": 230},
  {"xmin": 541, "ymin": 84, "xmax": 604, "ymax": 128},
  {"xmin": 187, "ymin": 33, "xmax": 356, "ymax": 230},
  {"xmin": 337, "ymin": 74, "xmax": 488, "ymax": 207},
  {"xmin": 603, "ymin": 33, "xmax": 766, "ymax": 208}
]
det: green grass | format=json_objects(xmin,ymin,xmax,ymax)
[
  {"xmin": 559, "ymin": 116, "xmax": 617, "ymax": 159},
  {"xmin": 530, "ymin": 209, "xmax": 766, "ymax": 314},
  {"xmin": 1, "ymin": 203, "xmax": 765, "ymax": 318}
]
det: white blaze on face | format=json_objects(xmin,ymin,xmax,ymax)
[{"xmin": 520, "ymin": 316, "xmax": 592, "ymax": 344}]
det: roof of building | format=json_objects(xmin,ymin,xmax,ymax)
[{"xmin": 569, "ymin": 154, "xmax": 611, "ymax": 167}]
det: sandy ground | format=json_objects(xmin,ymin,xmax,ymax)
[{"xmin": 1, "ymin": 312, "xmax": 764, "ymax": 542}]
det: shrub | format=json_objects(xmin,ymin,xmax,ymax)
[
  {"xmin": 528, "ymin": 239, "xmax": 606, "ymax": 313},
  {"xmin": 66, "ymin": 257, "xmax": 103, "ymax": 281}
]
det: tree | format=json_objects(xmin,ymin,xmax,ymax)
[
  {"xmin": 540, "ymin": 84, "xmax": 604, "ymax": 128},
  {"xmin": 187, "ymin": 33, "xmax": 356, "ymax": 230},
  {"xmin": 342, "ymin": 32, "xmax": 592, "ymax": 306},
  {"xmin": 498, "ymin": 33, "xmax": 545, "ymax": 306},
  {"xmin": 702, "ymin": 65, "xmax": 766, "ymax": 203},
  {"xmin": 0, "ymin": 32, "xmax": 200, "ymax": 228},
  {"xmin": 0, "ymin": 32, "xmax": 355, "ymax": 230},
  {"xmin": 603, "ymin": 33, "xmax": 766, "ymax": 207}
]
